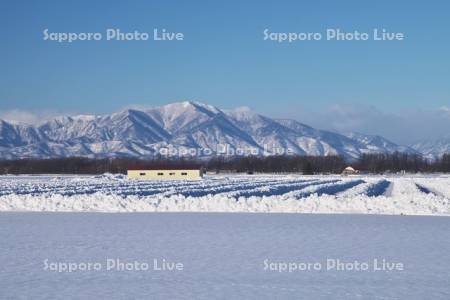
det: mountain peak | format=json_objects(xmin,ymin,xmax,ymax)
[
  {"xmin": 229, "ymin": 106, "xmax": 256, "ymax": 115},
  {"xmin": 172, "ymin": 101, "xmax": 221, "ymax": 114}
]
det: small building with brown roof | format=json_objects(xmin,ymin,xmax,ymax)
[{"xmin": 341, "ymin": 166, "xmax": 359, "ymax": 176}]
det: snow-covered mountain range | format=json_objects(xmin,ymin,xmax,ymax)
[
  {"xmin": 411, "ymin": 134, "xmax": 450, "ymax": 160},
  {"xmin": 0, "ymin": 101, "xmax": 420, "ymax": 160}
]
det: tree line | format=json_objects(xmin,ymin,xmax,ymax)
[
  {"xmin": 355, "ymin": 152, "xmax": 450, "ymax": 173},
  {"xmin": 205, "ymin": 155, "xmax": 346, "ymax": 174},
  {"xmin": 0, "ymin": 156, "xmax": 345, "ymax": 175},
  {"xmin": 0, "ymin": 152, "xmax": 449, "ymax": 175}
]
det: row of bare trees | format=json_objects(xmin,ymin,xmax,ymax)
[
  {"xmin": 0, "ymin": 152, "xmax": 449, "ymax": 174},
  {"xmin": 0, "ymin": 156, "xmax": 345, "ymax": 175},
  {"xmin": 354, "ymin": 152, "xmax": 450, "ymax": 173},
  {"xmin": 205, "ymin": 155, "xmax": 346, "ymax": 174}
]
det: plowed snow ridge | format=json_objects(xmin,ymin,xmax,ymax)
[{"xmin": 0, "ymin": 174, "xmax": 449, "ymax": 215}]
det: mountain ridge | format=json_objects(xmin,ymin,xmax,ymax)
[
  {"xmin": 411, "ymin": 134, "xmax": 450, "ymax": 160},
  {"xmin": 0, "ymin": 101, "xmax": 419, "ymax": 160}
]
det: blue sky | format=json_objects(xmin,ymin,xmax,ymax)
[{"xmin": 1, "ymin": 0, "xmax": 449, "ymax": 143}]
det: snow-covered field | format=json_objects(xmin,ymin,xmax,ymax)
[
  {"xmin": 0, "ymin": 174, "xmax": 450, "ymax": 215},
  {"xmin": 1, "ymin": 213, "xmax": 449, "ymax": 299}
]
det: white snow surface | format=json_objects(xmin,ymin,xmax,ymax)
[
  {"xmin": 1, "ymin": 174, "xmax": 449, "ymax": 215},
  {"xmin": 2, "ymin": 213, "xmax": 449, "ymax": 299}
]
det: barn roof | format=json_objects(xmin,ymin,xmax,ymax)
[{"xmin": 128, "ymin": 164, "xmax": 202, "ymax": 170}]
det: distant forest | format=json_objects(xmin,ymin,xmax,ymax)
[{"xmin": 0, "ymin": 152, "xmax": 449, "ymax": 175}]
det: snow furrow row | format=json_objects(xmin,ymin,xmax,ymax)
[{"xmin": 0, "ymin": 175, "xmax": 450, "ymax": 215}]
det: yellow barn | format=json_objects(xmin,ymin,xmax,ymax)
[{"xmin": 127, "ymin": 165, "xmax": 203, "ymax": 180}]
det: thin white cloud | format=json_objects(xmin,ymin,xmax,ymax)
[
  {"xmin": 439, "ymin": 106, "xmax": 450, "ymax": 117},
  {"xmin": 0, "ymin": 109, "xmax": 70, "ymax": 125},
  {"xmin": 279, "ymin": 104, "xmax": 450, "ymax": 145}
]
